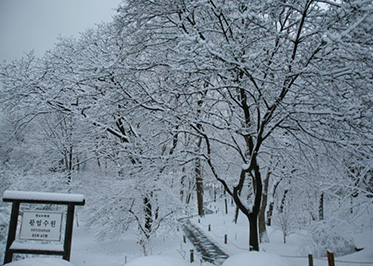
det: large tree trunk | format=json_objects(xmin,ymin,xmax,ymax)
[
  {"xmin": 319, "ymin": 192, "xmax": 324, "ymax": 220},
  {"xmin": 248, "ymin": 214, "xmax": 259, "ymax": 251},
  {"xmin": 234, "ymin": 206, "xmax": 240, "ymax": 224},
  {"xmin": 233, "ymin": 171, "xmax": 244, "ymax": 224},
  {"xmin": 279, "ymin": 189, "xmax": 289, "ymax": 213},
  {"xmin": 250, "ymin": 162, "xmax": 263, "ymax": 251},
  {"xmin": 266, "ymin": 179, "xmax": 281, "ymax": 226},
  {"xmin": 144, "ymin": 196, "xmax": 152, "ymax": 239},
  {"xmin": 180, "ymin": 174, "xmax": 185, "ymax": 201},
  {"xmin": 259, "ymin": 171, "xmax": 270, "ymax": 243},
  {"xmin": 195, "ymin": 99, "xmax": 204, "ymax": 216},
  {"xmin": 232, "ymin": 163, "xmax": 263, "ymax": 251},
  {"xmin": 185, "ymin": 177, "xmax": 194, "ymax": 204},
  {"xmin": 266, "ymin": 202, "xmax": 274, "ymax": 226},
  {"xmin": 195, "ymin": 155, "xmax": 204, "ymax": 216}
]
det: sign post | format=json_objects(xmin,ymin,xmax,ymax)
[{"xmin": 2, "ymin": 190, "xmax": 85, "ymax": 264}]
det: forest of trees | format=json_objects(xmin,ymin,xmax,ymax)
[{"xmin": 0, "ymin": 0, "xmax": 372, "ymax": 254}]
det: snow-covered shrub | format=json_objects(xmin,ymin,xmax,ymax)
[{"xmin": 299, "ymin": 218, "xmax": 356, "ymax": 257}]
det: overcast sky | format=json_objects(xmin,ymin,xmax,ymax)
[{"xmin": 0, "ymin": 0, "xmax": 122, "ymax": 63}]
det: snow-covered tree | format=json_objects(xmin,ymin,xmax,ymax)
[
  {"xmin": 111, "ymin": 0, "xmax": 373, "ymax": 250},
  {"xmin": 0, "ymin": 0, "xmax": 371, "ymax": 253},
  {"xmin": 0, "ymin": 22, "xmax": 186, "ymax": 247}
]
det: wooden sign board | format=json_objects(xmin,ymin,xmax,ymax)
[
  {"xmin": 2, "ymin": 190, "xmax": 85, "ymax": 264},
  {"xmin": 20, "ymin": 211, "xmax": 63, "ymax": 241}
]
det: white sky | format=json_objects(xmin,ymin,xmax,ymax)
[{"xmin": 0, "ymin": 0, "xmax": 122, "ymax": 62}]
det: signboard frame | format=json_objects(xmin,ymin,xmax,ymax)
[{"xmin": 2, "ymin": 190, "xmax": 85, "ymax": 264}]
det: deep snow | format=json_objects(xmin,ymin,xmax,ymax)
[
  {"xmin": 3, "ymin": 199, "xmax": 373, "ymax": 266},
  {"xmin": 73, "ymin": 200, "xmax": 373, "ymax": 266},
  {"xmin": 5, "ymin": 258, "xmax": 74, "ymax": 266},
  {"xmin": 222, "ymin": 252, "xmax": 290, "ymax": 266},
  {"xmin": 124, "ymin": 255, "xmax": 190, "ymax": 266}
]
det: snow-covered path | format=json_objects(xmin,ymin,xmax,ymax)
[{"xmin": 179, "ymin": 217, "xmax": 229, "ymax": 265}]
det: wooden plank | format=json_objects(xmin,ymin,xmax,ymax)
[
  {"xmin": 10, "ymin": 242, "xmax": 64, "ymax": 256},
  {"xmin": 9, "ymin": 249, "xmax": 65, "ymax": 256}
]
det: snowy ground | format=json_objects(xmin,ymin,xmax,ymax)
[
  {"xmin": 189, "ymin": 201, "xmax": 373, "ymax": 266},
  {"xmin": 66, "ymin": 227, "xmax": 373, "ymax": 266},
  {"xmin": 5, "ymin": 198, "xmax": 373, "ymax": 266},
  {"xmin": 69, "ymin": 228, "xmax": 199, "ymax": 266}
]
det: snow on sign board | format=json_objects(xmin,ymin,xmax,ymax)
[{"xmin": 19, "ymin": 211, "xmax": 63, "ymax": 241}]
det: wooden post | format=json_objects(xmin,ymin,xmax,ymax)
[
  {"xmin": 63, "ymin": 203, "xmax": 75, "ymax": 261},
  {"xmin": 190, "ymin": 249, "xmax": 194, "ymax": 263},
  {"xmin": 4, "ymin": 201, "xmax": 20, "ymax": 264},
  {"xmin": 225, "ymin": 198, "xmax": 228, "ymax": 214},
  {"xmin": 224, "ymin": 234, "xmax": 227, "ymax": 244},
  {"xmin": 327, "ymin": 251, "xmax": 335, "ymax": 266},
  {"xmin": 308, "ymin": 254, "xmax": 313, "ymax": 266}
]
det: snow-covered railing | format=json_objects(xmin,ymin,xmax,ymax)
[{"xmin": 2, "ymin": 190, "xmax": 85, "ymax": 264}]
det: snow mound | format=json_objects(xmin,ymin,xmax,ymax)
[
  {"xmin": 5, "ymin": 258, "xmax": 74, "ymax": 266},
  {"xmin": 125, "ymin": 255, "xmax": 189, "ymax": 266},
  {"xmin": 222, "ymin": 252, "xmax": 292, "ymax": 266}
]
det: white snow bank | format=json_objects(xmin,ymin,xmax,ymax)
[
  {"xmin": 125, "ymin": 255, "xmax": 189, "ymax": 266},
  {"xmin": 222, "ymin": 252, "xmax": 293, "ymax": 266},
  {"xmin": 4, "ymin": 258, "xmax": 74, "ymax": 266},
  {"xmin": 3, "ymin": 190, "xmax": 85, "ymax": 204}
]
